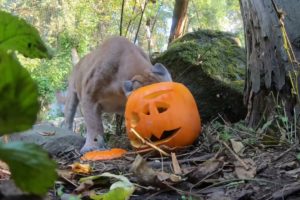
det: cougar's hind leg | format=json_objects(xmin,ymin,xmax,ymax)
[{"xmin": 64, "ymin": 91, "xmax": 79, "ymax": 130}]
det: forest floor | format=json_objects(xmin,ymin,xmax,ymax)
[{"xmin": 1, "ymin": 120, "xmax": 300, "ymax": 200}]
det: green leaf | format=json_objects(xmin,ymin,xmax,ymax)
[
  {"xmin": 88, "ymin": 172, "xmax": 135, "ymax": 200},
  {"xmin": 0, "ymin": 142, "xmax": 57, "ymax": 195},
  {"xmin": 91, "ymin": 187, "xmax": 134, "ymax": 200},
  {"xmin": 0, "ymin": 10, "xmax": 51, "ymax": 58},
  {"xmin": 0, "ymin": 49, "xmax": 39, "ymax": 134}
]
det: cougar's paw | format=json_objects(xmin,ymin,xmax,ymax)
[{"xmin": 80, "ymin": 140, "xmax": 106, "ymax": 154}]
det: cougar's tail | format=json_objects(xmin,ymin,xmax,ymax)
[
  {"xmin": 64, "ymin": 48, "xmax": 80, "ymax": 130},
  {"xmin": 64, "ymin": 89, "xmax": 79, "ymax": 130}
]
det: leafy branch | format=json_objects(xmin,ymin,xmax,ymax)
[{"xmin": 0, "ymin": 10, "xmax": 57, "ymax": 195}]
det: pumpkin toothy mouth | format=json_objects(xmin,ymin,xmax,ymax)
[
  {"xmin": 150, "ymin": 127, "xmax": 181, "ymax": 142},
  {"xmin": 130, "ymin": 127, "xmax": 182, "ymax": 148}
]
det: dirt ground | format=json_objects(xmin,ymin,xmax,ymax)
[{"xmin": 1, "ymin": 122, "xmax": 300, "ymax": 200}]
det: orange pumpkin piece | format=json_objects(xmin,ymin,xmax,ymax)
[
  {"xmin": 81, "ymin": 148, "xmax": 127, "ymax": 161},
  {"xmin": 125, "ymin": 82, "xmax": 201, "ymax": 149}
]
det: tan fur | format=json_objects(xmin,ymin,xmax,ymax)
[{"xmin": 64, "ymin": 36, "xmax": 172, "ymax": 153}]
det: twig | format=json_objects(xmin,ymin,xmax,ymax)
[
  {"xmin": 163, "ymin": 181, "xmax": 204, "ymax": 198},
  {"xmin": 130, "ymin": 128, "xmax": 170, "ymax": 156},
  {"xmin": 145, "ymin": 188, "xmax": 171, "ymax": 200},
  {"xmin": 272, "ymin": 182, "xmax": 300, "ymax": 199},
  {"xmin": 171, "ymin": 153, "xmax": 182, "ymax": 175},
  {"xmin": 219, "ymin": 139, "xmax": 249, "ymax": 170},
  {"xmin": 190, "ymin": 167, "xmax": 224, "ymax": 193},
  {"xmin": 124, "ymin": 0, "xmax": 138, "ymax": 37},
  {"xmin": 196, "ymin": 178, "xmax": 282, "ymax": 194},
  {"xmin": 148, "ymin": 153, "xmax": 215, "ymax": 168},
  {"xmin": 60, "ymin": 175, "xmax": 78, "ymax": 187},
  {"xmin": 272, "ymin": 144, "xmax": 297, "ymax": 162}
]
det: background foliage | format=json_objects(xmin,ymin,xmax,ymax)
[{"xmin": 0, "ymin": 0, "xmax": 242, "ymax": 118}]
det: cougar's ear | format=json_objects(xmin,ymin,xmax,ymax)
[
  {"xmin": 151, "ymin": 63, "xmax": 172, "ymax": 82},
  {"xmin": 123, "ymin": 80, "xmax": 134, "ymax": 96}
]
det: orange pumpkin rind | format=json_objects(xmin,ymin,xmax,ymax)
[{"xmin": 81, "ymin": 148, "xmax": 127, "ymax": 161}]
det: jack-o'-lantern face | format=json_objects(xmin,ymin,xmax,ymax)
[{"xmin": 125, "ymin": 82, "xmax": 201, "ymax": 149}]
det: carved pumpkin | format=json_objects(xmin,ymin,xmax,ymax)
[{"xmin": 125, "ymin": 82, "xmax": 201, "ymax": 149}]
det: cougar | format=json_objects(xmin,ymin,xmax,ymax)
[{"xmin": 64, "ymin": 36, "xmax": 172, "ymax": 153}]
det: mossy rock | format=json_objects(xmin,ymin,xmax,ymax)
[{"xmin": 153, "ymin": 30, "xmax": 247, "ymax": 123}]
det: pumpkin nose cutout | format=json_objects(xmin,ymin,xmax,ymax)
[{"xmin": 143, "ymin": 104, "xmax": 150, "ymax": 115}]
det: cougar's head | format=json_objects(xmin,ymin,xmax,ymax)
[{"xmin": 123, "ymin": 63, "xmax": 172, "ymax": 96}]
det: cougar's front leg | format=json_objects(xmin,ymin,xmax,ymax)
[{"xmin": 80, "ymin": 96, "xmax": 106, "ymax": 154}]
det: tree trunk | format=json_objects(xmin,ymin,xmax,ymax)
[
  {"xmin": 239, "ymin": 0, "xmax": 300, "ymax": 127},
  {"xmin": 168, "ymin": 0, "xmax": 189, "ymax": 45}
]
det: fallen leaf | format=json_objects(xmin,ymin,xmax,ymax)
[
  {"xmin": 130, "ymin": 155, "xmax": 182, "ymax": 186},
  {"xmin": 189, "ymin": 158, "xmax": 223, "ymax": 181},
  {"xmin": 89, "ymin": 172, "xmax": 134, "ymax": 200},
  {"xmin": 130, "ymin": 155, "xmax": 157, "ymax": 185},
  {"xmin": 69, "ymin": 162, "xmax": 92, "ymax": 174},
  {"xmin": 156, "ymin": 171, "xmax": 182, "ymax": 183},
  {"xmin": 234, "ymin": 158, "xmax": 256, "ymax": 179},
  {"xmin": 81, "ymin": 148, "xmax": 127, "ymax": 161},
  {"xmin": 57, "ymin": 169, "xmax": 74, "ymax": 180},
  {"xmin": 230, "ymin": 139, "xmax": 244, "ymax": 155}
]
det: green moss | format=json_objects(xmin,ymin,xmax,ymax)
[
  {"xmin": 157, "ymin": 30, "xmax": 246, "ymax": 90},
  {"xmin": 159, "ymin": 41, "xmax": 201, "ymax": 65},
  {"xmin": 153, "ymin": 30, "xmax": 247, "ymax": 122}
]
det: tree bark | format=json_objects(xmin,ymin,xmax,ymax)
[
  {"xmin": 120, "ymin": 0, "xmax": 126, "ymax": 36},
  {"xmin": 239, "ymin": 0, "xmax": 300, "ymax": 127},
  {"xmin": 134, "ymin": 0, "xmax": 148, "ymax": 44},
  {"xmin": 168, "ymin": 0, "xmax": 189, "ymax": 45}
]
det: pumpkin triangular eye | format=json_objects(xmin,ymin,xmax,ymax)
[
  {"xmin": 155, "ymin": 102, "xmax": 169, "ymax": 113},
  {"xmin": 143, "ymin": 103, "xmax": 150, "ymax": 115}
]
